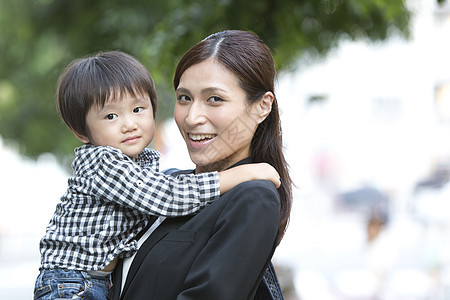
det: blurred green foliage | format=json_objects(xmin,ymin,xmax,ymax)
[{"xmin": 0, "ymin": 0, "xmax": 413, "ymax": 162}]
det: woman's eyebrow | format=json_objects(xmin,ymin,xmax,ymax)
[
  {"xmin": 176, "ymin": 87, "xmax": 227, "ymax": 95},
  {"xmin": 200, "ymin": 87, "xmax": 227, "ymax": 95},
  {"xmin": 175, "ymin": 87, "xmax": 190, "ymax": 94}
]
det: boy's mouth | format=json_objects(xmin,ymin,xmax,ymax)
[{"xmin": 122, "ymin": 135, "xmax": 140, "ymax": 143}]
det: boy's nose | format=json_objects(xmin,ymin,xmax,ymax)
[{"xmin": 121, "ymin": 116, "xmax": 138, "ymax": 132}]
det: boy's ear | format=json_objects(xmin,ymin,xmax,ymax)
[
  {"xmin": 254, "ymin": 91, "xmax": 274, "ymax": 124},
  {"xmin": 73, "ymin": 131, "xmax": 90, "ymax": 144}
]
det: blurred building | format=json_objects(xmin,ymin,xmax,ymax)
[{"xmin": 273, "ymin": 0, "xmax": 450, "ymax": 299}]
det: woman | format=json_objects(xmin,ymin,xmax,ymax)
[{"xmin": 110, "ymin": 30, "xmax": 293, "ymax": 300}]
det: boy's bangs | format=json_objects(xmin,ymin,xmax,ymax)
[{"xmin": 94, "ymin": 85, "xmax": 148, "ymax": 107}]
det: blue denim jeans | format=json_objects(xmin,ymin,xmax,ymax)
[{"xmin": 34, "ymin": 269, "xmax": 110, "ymax": 300}]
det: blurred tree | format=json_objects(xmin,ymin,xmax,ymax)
[{"xmin": 0, "ymin": 0, "xmax": 413, "ymax": 162}]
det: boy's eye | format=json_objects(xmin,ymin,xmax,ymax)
[
  {"xmin": 133, "ymin": 107, "xmax": 144, "ymax": 113},
  {"xmin": 105, "ymin": 113, "xmax": 117, "ymax": 120}
]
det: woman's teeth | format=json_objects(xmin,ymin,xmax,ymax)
[{"xmin": 189, "ymin": 134, "xmax": 215, "ymax": 141}]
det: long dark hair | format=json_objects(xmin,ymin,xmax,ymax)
[{"xmin": 174, "ymin": 30, "xmax": 292, "ymax": 243}]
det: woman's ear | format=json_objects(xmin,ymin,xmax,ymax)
[
  {"xmin": 254, "ymin": 91, "xmax": 274, "ymax": 124},
  {"xmin": 73, "ymin": 131, "xmax": 90, "ymax": 144}
]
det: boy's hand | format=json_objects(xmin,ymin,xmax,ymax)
[
  {"xmin": 246, "ymin": 163, "xmax": 281, "ymax": 188},
  {"xmin": 218, "ymin": 162, "xmax": 281, "ymax": 195}
]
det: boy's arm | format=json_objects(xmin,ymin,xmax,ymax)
[
  {"xmin": 218, "ymin": 163, "xmax": 281, "ymax": 194},
  {"xmin": 90, "ymin": 147, "xmax": 220, "ymax": 217},
  {"xmin": 90, "ymin": 148, "xmax": 279, "ymax": 217}
]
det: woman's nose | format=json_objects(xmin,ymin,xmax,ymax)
[{"xmin": 185, "ymin": 102, "xmax": 207, "ymax": 126}]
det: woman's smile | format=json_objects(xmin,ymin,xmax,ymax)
[
  {"xmin": 174, "ymin": 58, "xmax": 260, "ymax": 172},
  {"xmin": 186, "ymin": 133, "xmax": 217, "ymax": 150},
  {"xmin": 189, "ymin": 133, "xmax": 216, "ymax": 141}
]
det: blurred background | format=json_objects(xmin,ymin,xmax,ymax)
[{"xmin": 1, "ymin": 0, "xmax": 450, "ymax": 298}]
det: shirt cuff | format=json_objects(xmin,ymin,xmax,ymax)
[{"xmin": 196, "ymin": 171, "xmax": 220, "ymax": 205}]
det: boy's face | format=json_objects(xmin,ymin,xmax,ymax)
[{"xmin": 78, "ymin": 92, "xmax": 155, "ymax": 158}]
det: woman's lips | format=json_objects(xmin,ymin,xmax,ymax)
[{"xmin": 187, "ymin": 133, "xmax": 216, "ymax": 150}]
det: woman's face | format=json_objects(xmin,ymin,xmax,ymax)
[{"xmin": 174, "ymin": 58, "xmax": 261, "ymax": 173}]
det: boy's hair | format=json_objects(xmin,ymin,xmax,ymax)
[{"xmin": 56, "ymin": 51, "xmax": 157, "ymax": 138}]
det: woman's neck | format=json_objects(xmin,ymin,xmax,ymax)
[
  {"xmin": 195, "ymin": 163, "xmax": 230, "ymax": 174},
  {"xmin": 195, "ymin": 157, "xmax": 252, "ymax": 174}
]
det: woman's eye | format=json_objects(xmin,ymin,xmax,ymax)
[
  {"xmin": 106, "ymin": 113, "xmax": 117, "ymax": 120},
  {"xmin": 133, "ymin": 107, "xmax": 144, "ymax": 113},
  {"xmin": 209, "ymin": 96, "xmax": 224, "ymax": 103},
  {"xmin": 177, "ymin": 95, "xmax": 191, "ymax": 102}
]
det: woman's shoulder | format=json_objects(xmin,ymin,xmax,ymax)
[
  {"xmin": 227, "ymin": 180, "xmax": 281, "ymax": 209},
  {"xmin": 235, "ymin": 179, "xmax": 279, "ymax": 193}
]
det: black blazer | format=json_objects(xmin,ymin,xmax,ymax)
[{"xmin": 109, "ymin": 169, "xmax": 281, "ymax": 299}]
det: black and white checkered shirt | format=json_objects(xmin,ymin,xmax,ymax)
[{"xmin": 39, "ymin": 145, "xmax": 219, "ymax": 271}]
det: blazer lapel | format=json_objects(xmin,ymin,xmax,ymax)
[{"xmin": 121, "ymin": 216, "xmax": 189, "ymax": 298}]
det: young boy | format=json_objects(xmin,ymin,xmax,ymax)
[{"xmin": 33, "ymin": 51, "xmax": 280, "ymax": 299}]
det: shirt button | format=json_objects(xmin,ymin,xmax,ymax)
[{"xmin": 136, "ymin": 180, "xmax": 144, "ymax": 186}]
